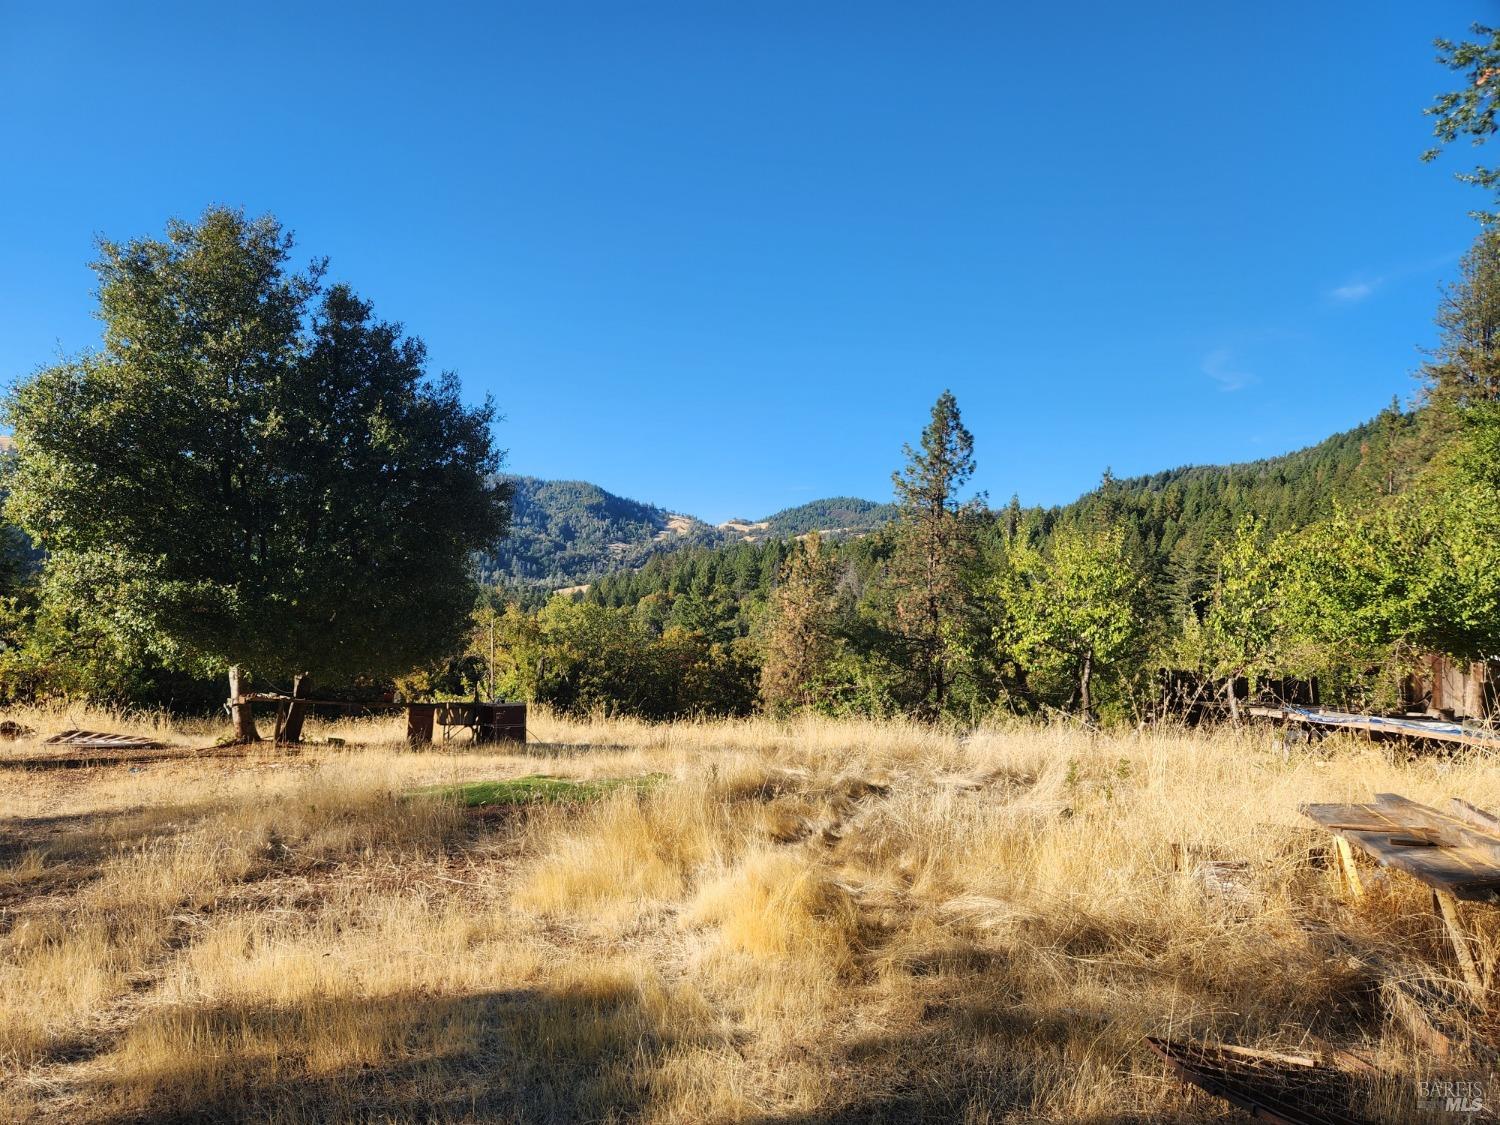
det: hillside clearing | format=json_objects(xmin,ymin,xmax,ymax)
[{"xmin": 0, "ymin": 708, "xmax": 1494, "ymax": 1122}]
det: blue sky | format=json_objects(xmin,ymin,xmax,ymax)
[{"xmin": 0, "ymin": 1, "xmax": 1486, "ymax": 522}]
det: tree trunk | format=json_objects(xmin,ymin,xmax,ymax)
[
  {"xmin": 1079, "ymin": 650, "xmax": 1093, "ymax": 721},
  {"xmin": 1226, "ymin": 675, "xmax": 1241, "ymax": 724},
  {"xmin": 280, "ymin": 673, "xmax": 311, "ymax": 744},
  {"xmin": 228, "ymin": 665, "xmax": 260, "ymax": 743}
]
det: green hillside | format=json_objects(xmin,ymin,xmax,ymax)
[
  {"xmin": 762, "ymin": 497, "xmax": 896, "ymax": 537},
  {"xmin": 578, "ymin": 407, "xmax": 1429, "ymax": 617},
  {"xmin": 487, "ymin": 408, "xmax": 1424, "ymax": 594},
  {"xmin": 480, "ymin": 478, "xmax": 719, "ymax": 587},
  {"xmin": 486, "ymin": 482, "xmax": 901, "ymax": 589},
  {"xmin": 1048, "ymin": 406, "xmax": 1426, "ymax": 613}
]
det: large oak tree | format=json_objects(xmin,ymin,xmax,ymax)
[{"xmin": 3, "ymin": 208, "xmax": 510, "ymax": 738}]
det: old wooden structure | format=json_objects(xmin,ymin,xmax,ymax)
[
  {"xmin": 1251, "ymin": 704, "xmax": 1500, "ymax": 752},
  {"xmin": 1163, "ymin": 656, "xmax": 1498, "ymax": 729},
  {"xmin": 1158, "ymin": 669, "xmax": 1318, "ymax": 725},
  {"xmin": 403, "ymin": 702, "xmax": 527, "ymax": 745},
  {"xmin": 228, "ymin": 693, "xmax": 526, "ymax": 747},
  {"xmin": 1404, "ymin": 655, "xmax": 1498, "ymax": 723},
  {"xmin": 1302, "ymin": 793, "xmax": 1500, "ymax": 997}
]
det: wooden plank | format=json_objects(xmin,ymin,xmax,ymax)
[
  {"xmin": 1333, "ymin": 837, "xmax": 1365, "ymax": 899},
  {"xmin": 406, "ymin": 704, "xmax": 436, "ymax": 744},
  {"xmin": 1339, "ymin": 829, "xmax": 1500, "ymax": 900},
  {"xmin": 1374, "ymin": 793, "xmax": 1500, "ymax": 865},
  {"xmin": 1303, "ymin": 798, "xmax": 1500, "ymax": 901},
  {"xmin": 1259, "ymin": 706, "xmax": 1500, "ymax": 751},
  {"xmin": 1452, "ymin": 798, "xmax": 1500, "ymax": 837},
  {"xmin": 42, "ymin": 729, "xmax": 164, "ymax": 750},
  {"xmin": 1145, "ymin": 1037, "xmax": 1372, "ymax": 1125},
  {"xmin": 1301, "ymin": 803, "xmax": 1395, "ymax": 832}
]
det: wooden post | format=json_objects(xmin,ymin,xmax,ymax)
[
  {"xmin": 228, "ymin": 665, "xmax": 260, "ymax": 743},
  {"xmin": 1433, "ymin": 890, "xmax": 1486, "ymax": 997},
  {"xmin": 280, "ymin": 674, "xmax": 311, "ymax": 744},
  {"xmin": 1333, "ymin": 836, "xmax": 1365, "ymax": 899}
]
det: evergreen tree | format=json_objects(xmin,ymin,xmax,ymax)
[
  {"xmin": 1424, "ymin": 230, "xmax": 1500, "ymax": 419},
  {"xmin": 1424, "ymin": 23, "xmax": 1500, "ymax": 223},
  {"xmin": 889, "ymin": 391, "xmax": 985, "ymax": 718}
]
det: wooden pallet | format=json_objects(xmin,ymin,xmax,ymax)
[{"xmin": 42, "ymin": 729, "xmax": 164, "ymax": 750}]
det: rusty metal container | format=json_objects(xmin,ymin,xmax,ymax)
[
  {"xmin": 405, "ymin": 703, "xmax": 437, "ymax": 744},
  {"xmin": 475, "ymin": 702, "xmax": 527, "ymax": 744}
]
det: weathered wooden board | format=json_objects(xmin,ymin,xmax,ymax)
[
  {"xmin": 1252, "ymin": 704, "xmax": 1500, "ymax": 751},
  {"xmin": 1301, "ymin": 800, "xmax": 1500, "ymax": 902},
  {"xmin": 42, "ymin": 729, "xmax": 163, "ymax": 750},
  {"xmin": 1146, "ymin": 1037, "xmax": 1371, "ymax": 1125},
  {"xmin": 1374, "ymin": 793, "xmax": 1500, "ymax": 865}
]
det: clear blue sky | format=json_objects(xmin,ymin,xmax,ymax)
[{"xmin": 0, "ymin": 2, "xmax": 1486, "ymax": 522}]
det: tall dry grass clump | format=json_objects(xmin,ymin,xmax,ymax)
[{"xmin": 2, "ymin": 705, "xmax": 1495, "ymax": 1121}]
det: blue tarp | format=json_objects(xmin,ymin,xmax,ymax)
[{"xmin": 1282, "ymin": 705, "xmax": 1500, "ymax": 745}]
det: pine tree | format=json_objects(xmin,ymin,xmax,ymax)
[
  {"xmin": 1424, "ymin": 230, "xmax": 1500, "ymax": 420},
  {"xmin": 889, "ymin": 391, "xmax": 985, "ymax": 718}
]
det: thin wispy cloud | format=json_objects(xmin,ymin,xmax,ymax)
[
  {"xmin": 1326, "ymin": 250, "xmax": 1462, "ymax": 306},
  {"xmin": 1201, "ymin": 348, "xmax": 1256, "ymax": 393},
  {"xmin": 1329, "ymin": 277, "xmax": 1379, "ymax": 303}
]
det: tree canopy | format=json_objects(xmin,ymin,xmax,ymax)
[
  {"xmin": 1425, "ymin": 23, "xmax": 1500, "ymax": 222},
  {"xmin": 3, "ymin": 208, "xmax": 509, "ymax": 693}
]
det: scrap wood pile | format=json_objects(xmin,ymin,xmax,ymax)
[
  {"xmin": 1146, "ymin": 1038, "xmax": 1377, "ymax": 1125},
  {"xmin": 0, "ymin": 726, "xmax": 180, "ymax": 769},
  {"xmin": 43, "ymin": 729, "xmax": 164, "ymax": 750},
  {"xmin": 1152, "ymin": 792, "xmax": 1500, "ymax": 1123}
]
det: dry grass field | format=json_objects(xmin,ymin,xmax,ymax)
[{"xmin": 1, "ymin": 705, "xmax": 1497, "ymax": 1122}]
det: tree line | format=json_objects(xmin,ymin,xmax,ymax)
[
  {"xmin": 446, "ymin": 231, "xmax": 1500, "ymax": 724},
  {"xmin": 1, "ymin": 20, "xmax": 1496, "ymax": 726},
  {"xmin": 1, "ymin": 223, "xmax": 1494, "ymax": 726}
]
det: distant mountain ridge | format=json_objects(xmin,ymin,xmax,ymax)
[
  {"xmin": 481, "ymin": 478, "xmax": 896, "ymax": 588},
  {"xmin": 486, "ymin": 409, "xmax": 1422, "ymax": 592}
]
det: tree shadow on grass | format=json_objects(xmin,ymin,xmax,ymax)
[
  {"xmin": 85, "ymin": 981, "xmax": 707, "ymax": 1124},
  {"xmin": 742, "ymin": 997, "xmax": 1211, "ymax": 1125},
  {"xmin": 0, "ymin": 806, "xmax": 211, "ymax": 908}
]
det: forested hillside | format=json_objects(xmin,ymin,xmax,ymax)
[
  {"xmin": 761, "ymin": 497, "xmax": 896, "ymax": 537},
  {"xmin": 1053, "ymin": 405, "xmax": 1429, "ymax": 617},
  {"xmin": 582, "ymin": 406, "xmax": 1423, "ymax": 621},
  {"xmin": 483, "ymin": 480, "xmax": 898, "ymax": 588},
  {"xmin": 488, "ymin": 412, "xmax": 1414, "ymax": 595},
  {"xmin": 463, "ymin": 394, "xmax": 1464, "ymax": 724},
  {"xmin": 480, "ymin": 477, "xmax": 721, "ymax": 587}
]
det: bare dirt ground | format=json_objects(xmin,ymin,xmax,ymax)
[{"xmin": 0, "ymin": 705, "xmax": 1496, "ymax": 1122}]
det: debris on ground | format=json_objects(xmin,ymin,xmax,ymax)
[
  {"xmin": 1146, "ymin": 1036, "xmax": 1374, "ymax": 1125},
  {"xmin": 42, "ymin": 729, "xmax": 165, "ymax": 750}
]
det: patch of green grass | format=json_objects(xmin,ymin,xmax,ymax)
[{"xmin": 413, "ymin": 773, "xmax": 665, "ymax": 808}]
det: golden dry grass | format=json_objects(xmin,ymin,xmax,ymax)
[{"xmin": 0, "ymin": 706, "xmax": 1496, "ymax": 1121}]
